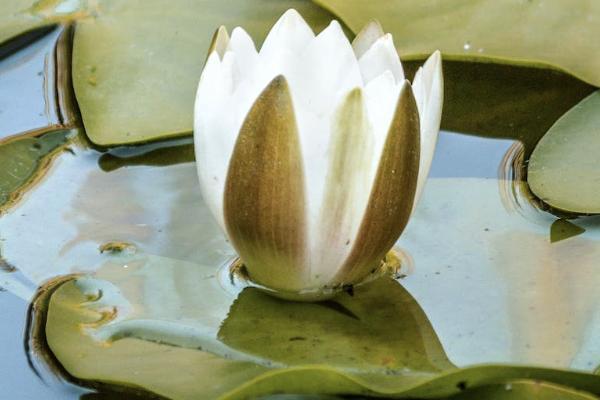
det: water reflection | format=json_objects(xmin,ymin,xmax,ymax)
[
  {"xmin": 0, "ymin": 25, "xmax": 75, "ymax": 140},
  {"xmin": 399, "ymin": 178, "xmax": 600, "ymax": 370}
]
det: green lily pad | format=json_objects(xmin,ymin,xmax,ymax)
[
  {"xmin": 528, "ymin": 91, "xmax": 600, "ymax": 213},
  {"xmin": 314, "ymin": 0, "xmax": 600, "ymax": 86},
  {"xmin": 448, "ymin": 380, "xmax": 599, "ymax": 400},
  {"xmin": 0, "ymin": 0, "xmax": 89, "ymax": 48},
  {"xmin": 0, "ymin": 129, "xmax": 72, "ymax": 213},
  {"xmin": 42, "ymin": 260, "xmax": 600, "ymax": 399},
  {"xmin": 71, "ymin": 0, "xmax": 344, "ymax": 146}
]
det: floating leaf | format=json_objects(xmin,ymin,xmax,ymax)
[
  {"xmin": 0, "ymin": 0, "xmax": 89, "ymax": 48},
  {"xmin": 315, "ymin": 0, "xmax": 600, "ymax": 86},
  {"xmin": 528, "ymin": 91, "xmax": 600, "ymax": 213},
  {"xmin": 42, "ymin": 259, "xmax": 600, "ymax": 399},
  {"xmin": 72, "ymin": 0, "xmax": 344, "ymax": 146},
  {"xmin": 550, "ymin": 219, "xmax": 586, "ymax": 244},
  {"xmin": 448, "ymin": 380, "xmax": 599, "ymax": 400},
  {"xmin": 0, "ymin": 129, "xmax": 71, "ymax": 213}
]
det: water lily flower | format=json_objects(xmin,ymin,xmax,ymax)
[{"xmin": 194, "ymin": 9, "xmax": 442, "ymax": 300}]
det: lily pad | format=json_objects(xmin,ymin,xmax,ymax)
[
  {"xmin": 314, "ymin": 0, "xmax": 600, "ymax": 86},
  {"xmin": 0, "ymin": 0, "xmax": 89, "ymax": 48},
  {"xmin": 41, "ymin": 260, "xmax": 600, "ymax": 399},
  {"xmin": 448, "ymin": 380, "xmax": 600, "ymax": 400},
  {"xmin": 528, "ymin": 91, "xmax": 600, "ymax": 213},
  {"xmin": 0, "ymin": 129, "xmax": 72, "ymax": 213},
  {"xmin": 71, "ymin": 0, "xmax": 344, "ymax": 146}
]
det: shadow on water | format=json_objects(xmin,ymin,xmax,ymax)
[{"xmin": 405, "ymin": 60, "xmax": 595, "ymax": 157}]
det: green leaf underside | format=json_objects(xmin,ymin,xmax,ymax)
[
  {"xmin": 0, "ymin": 129, "xmax": 71, "ymax": 211},
  {"xmin": 45, "ymin": 276, "xmax": 600, "ymax": 400},
  {"xmin": 528, "ymin": 91, "xmax": 600, "ymax": 214},
  {"xmin": 71, "ymin": 0, "xmax": 344, "ymax": 146},
  {"xmin": 314, "ymin": 0, "xmax": 600, "ymax": 87}
]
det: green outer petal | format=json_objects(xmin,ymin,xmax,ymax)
[
  {"xmin": 314, "ymin": 0, "xmax": 600, "ymax": 87},
  {"xmin": 335, "ymin": 82, "xmax": 420, "ymax": 284},
  {"xmin": 313, "ymin": 88, "xmax": 373, "ymax": 284},
  {"xmin": 224, "ymin": 75, "xmax": 307, "ymax": 293}
]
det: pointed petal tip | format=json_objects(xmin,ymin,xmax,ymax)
[
  {"xmin": 277, "ymin": 8, "xmax": 312, "ymax": 32},
  {"xmin": 364, "ymin": 19, "xmax": 384, "ymax": 35},
  {"xmin": 326, "ymin": 19, "xmax": 344, "ymax": 33},
  {"xmin": 207, "ymin": 25, "xmax": 230, "ymax": 60},
  {"xmin": 270, "ymin": 74, "xmax": 290, "ymax": 90},
  {"xmin": 281, "ymin": 8, "xmax": 302, "ymax": 19},
  {"xmin": 352, "ymin": 19, "xmax": 385, "ymax": 58},
  {"xmin": 427, "ymin": 50, "xmax": 443, "ymax": 69}
]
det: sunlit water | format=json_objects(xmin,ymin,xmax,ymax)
[{"xmin": 0, "ymin": 29, "xmax": 599, "ymax": 399}]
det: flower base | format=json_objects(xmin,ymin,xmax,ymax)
[{"xmin": 221, "ymin": 250, "xmax": 405, "ymax": 302}]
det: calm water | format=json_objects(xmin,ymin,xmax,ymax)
[{"xmin": 0, "ymin": 28, "xmax": 598, "ymax": 399}]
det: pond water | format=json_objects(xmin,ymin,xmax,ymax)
[{"xmin": 0, "ymin": 27, "xmax": 598, "ymax": 399}]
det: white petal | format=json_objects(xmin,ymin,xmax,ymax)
[
  {"xmin": 227, "ymin": 27, "xmax": 258, "ymax": 88},
  {"xmin": 293, "ymin": 21, "xmax": 363, "ymax": 281},
  {"xmin": 194, "ymin": 52, "xmax": 237, "ymax": 231},
  {"xmin": 358, "ymin": 34, "xmax": 404, "ymax": 84},
  {"xmin": 364, "ymin": 70, "xmax": 402, "ymax": 162},
  {"xmin": 352, "ymin": 20, "xmax": 384, "ymax": 58},
  {"xmin": 259, "ymin": 9, "xmax": 314, "ymax": 77},
  {"xmin": 309, "ymin": 89, "xmax": 375, "ymax": 285},
  {"xmin": 210, "ymin": 26, "xmax": 229, "ymax": 60},
  {"xmin": 294, "ymin": 20, "xmax": 362, "ymax": 115},
  {"xmin": 413, "ymin": 50, "xmax": 443, "ymax": 209},
  {"xmin": 412, "ymin": 67, "xmax": 426, "ymax": 113}
]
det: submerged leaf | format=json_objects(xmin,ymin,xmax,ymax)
[
  {"xmin": 0, "ymin": 129, "xmax": 71, "ymax": 213},
  {"xmin": 550, "ymin": 219, "xmax": 586, "ymax": 244},
  {"xmin": 528, "ymin": 91, "xmax": 600, "ymax": 213},
  {"xmin": 315, "ymin": 0, "xmax": 600, "ymax": 86}
]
